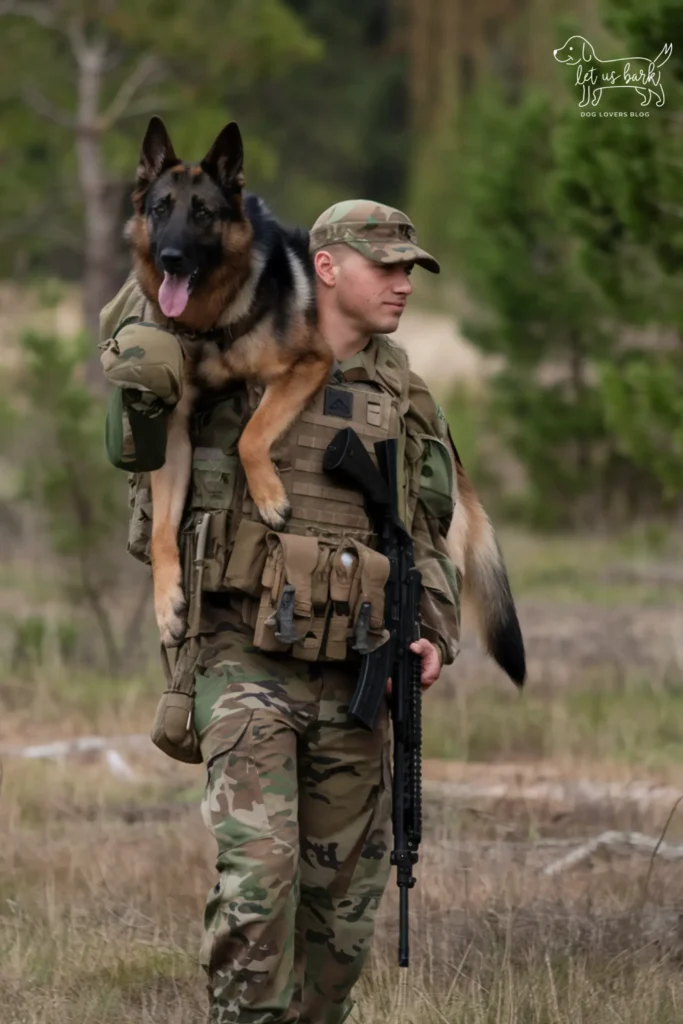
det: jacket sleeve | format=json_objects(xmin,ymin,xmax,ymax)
[{"xmin": 404, "ymin": 371, "xmax": 461, "ymax": 667}]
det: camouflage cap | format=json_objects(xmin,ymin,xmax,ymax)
[{"xmin": 309, "ymin": 199, "xmax": 440, "ymax": 274}]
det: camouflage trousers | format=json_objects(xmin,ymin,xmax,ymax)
[{"xmin": 189, "ymin": 630, "xmax": 393, "ymax": 1024}]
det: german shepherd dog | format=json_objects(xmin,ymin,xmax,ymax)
[
  {"xmin": 126, "ymin": 116, "xmax": 333, "ymax": 647},
  {"xmin": 125, "ymin": 116, "xmax": 526, "ymax": 689}
]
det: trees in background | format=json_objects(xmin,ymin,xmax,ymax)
[
  {"xmin": 0, "ymin": 0, "xmax": 681, "ymax": 571},
  {"xmin": 438, "ymin": 0, "xmax": 683, "ymax": 524},
  {"xmin": 0, "ymin": 0, "xmax": 320, "ymax": 356}
]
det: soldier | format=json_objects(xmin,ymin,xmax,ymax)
[{"xmin": 100, "ymin": 200, "xmax": 516, "ymax": 1023}]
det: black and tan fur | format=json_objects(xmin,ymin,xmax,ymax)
[
  {"xmin": 126, "ymin": 116, "xmax": 333, "ymax": 646},
  {"xmin": 447, "ymin": 445, "xmax": 526, "ymax": 686}
]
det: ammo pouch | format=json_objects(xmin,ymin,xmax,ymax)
[
  {"xmin": 222, "ymin": 520, "xmax": 391, "ymax": 661},
  {"xmin": 150, "ymin": 639, "xmax": 203, "ymax": 764}
]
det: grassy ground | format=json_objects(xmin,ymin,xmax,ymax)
[{"xmin": 2, "ymin": 525, "xmax": 683, "ymax": 1022}]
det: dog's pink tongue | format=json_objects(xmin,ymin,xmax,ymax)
[{"xmin": 158, "ymin": 273, "xmax": 191, "ymax": 318}]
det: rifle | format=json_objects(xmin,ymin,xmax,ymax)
[{"xmin": 323, "ymin": 426, "xmax": 423, "ymax": 968}]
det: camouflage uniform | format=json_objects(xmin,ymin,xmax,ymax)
[
  {"xmin": 100, "ymin": 200, "xmax": 459, "ymax": 1024},
  {"xmin": 190, "ymin": 628, "xmax": 392, "ymax": 1024}
]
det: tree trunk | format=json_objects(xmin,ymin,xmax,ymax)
[{"xmin": 73, "ymin": 38, "xmax": 122, "ymax": 389}]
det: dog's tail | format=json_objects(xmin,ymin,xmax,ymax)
[
  {"xmin": 446, "ymin": 449, "xmax": 526, "ymax": 687},
  {"xmin": 653, "ymin": 43, "xmax": 673, "ymax": 68}
]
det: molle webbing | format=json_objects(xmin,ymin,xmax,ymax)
[{"xmin": 237, "ymin": 381, "xmax": 401, "ymax": 544}]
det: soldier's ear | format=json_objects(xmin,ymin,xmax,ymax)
[{"xmin": 313, "ymin": 249, "xmax": 338, "ymax": 287}]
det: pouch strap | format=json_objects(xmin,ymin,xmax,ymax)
[
  {"xmin": 160, "ymin": 642, "xmax": 175, "ymax": 687},
  {"xmin": 188, "ymin": 512, "xmax": 211, "ymax": 637}
]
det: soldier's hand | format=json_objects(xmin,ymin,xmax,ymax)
[
  {"xmin": 386, "ymin": 638, "xmax": 442, "ymax": 695},
  {"xmin": 410, "ymin": 638, "xmax": 441, "ymax": 688}
]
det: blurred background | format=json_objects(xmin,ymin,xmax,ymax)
[
  {"xmin": 2, "ymin": 4, "xmax": 683, "ymax": 1020},
  {"xmin": 1, "ymin": 0, "xmax": 681, "ymax": 681}
]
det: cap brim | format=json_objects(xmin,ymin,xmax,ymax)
[
  {"xmin": 357, "ymin": 241, "xmax": 440, "ymax": 274},
  {"xmin": 412, "ymin": 249, "xmax": 441, "ymax": 274}
]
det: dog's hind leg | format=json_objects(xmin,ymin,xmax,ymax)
[
  {"xmin": 238, "ymin": 347, "xmax": 333, "ymax": 530},
  {"xmin": 150, "ymin": 398, "xmax": 193, "ymax": 646}
]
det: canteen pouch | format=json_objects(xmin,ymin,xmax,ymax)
[
  {"xmin": 104, "ymin": 387, "xmax": 168, "ymax": 472},
  {"xmin": 150, "ymin": 639, "xmax": 203, "ymax": 764}
]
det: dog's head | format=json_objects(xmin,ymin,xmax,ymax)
[
  {"xmin": 126, "ymin": 117, "xmax": 253, "ymax": 327},
  {"xmin": 553, "ymin": 35, "xmax": 595, "ymax": 65}
]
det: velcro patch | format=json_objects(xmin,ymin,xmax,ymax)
[{"xmin": 323, "ymin": 387, "xmax": 353, "ymax": 420}]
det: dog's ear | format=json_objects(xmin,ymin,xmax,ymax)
[
  {"xmin": 201, "ymin": 122, "xmax": 244, "ymax": 193},
  {"xmin": 136, "ymin": 116, "xmax": 179, "ymax": 190},
  {"xmin": 582, "ymin": 39, "xmax": 593, "ymax": 62}
]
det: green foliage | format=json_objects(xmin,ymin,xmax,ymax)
[
  {"xmin": 19, "ymin": 330, "xmax": 124, "ymax": 563},
  {"xmin": 0, "ymin": 0, "xmax": 411, "ymax": 280},
  {"xmin": 440, "ymin": 84, "xmax": 616, "ymax": 524},
  {"xmin": 599, "ymin": 353, "xmax": 683, "ymax": 500},
  {"xmin": 442, "ymin": 383, "xmax": 504, "ymax": 505},
  {"xmin": 0, "ymin": 0, "xmax": 321, "ymax": 277},
  {"xmin": 10, "ymin": 616, "xmax": 46, "ymax": 674},
  {"xmin": 424, "ymin": 670, "xmax": 683, "ymax": 769},
  {"xmin": 435, "ymin": 0, "xmax": 683, "ymax": 526},
  {"xmin": 12, "ymin": 329, "xmax": 138, "ymax": 674}
]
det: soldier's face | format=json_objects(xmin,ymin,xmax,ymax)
[{"xmin": 334, "ymin": 249, "xmax": 414, "ymax": 334}]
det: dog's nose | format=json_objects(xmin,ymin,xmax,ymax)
[{"xmin": 160, "ymin": 248, "xmax": 185, "ymax": 274}]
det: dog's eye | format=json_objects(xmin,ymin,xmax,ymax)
[
  {"xmin": 152, "ymin": 199, "xmax": 169, "ymax": 218},
  {"xmin": 194, "ymin": 206, "xmax": 212, "ymax": 221}
]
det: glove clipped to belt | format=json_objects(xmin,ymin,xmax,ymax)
[{"xmin": 99, "ymin": 315, "xmax": 185, "ymax": 473}]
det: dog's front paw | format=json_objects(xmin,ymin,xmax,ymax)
[
  {"xmin": 257, "ymin": 497, "xmax": 292, "ymax": 532},
  {"xmin": 155, "ymin": 581, "xmax": 188, "ymax": 648}
]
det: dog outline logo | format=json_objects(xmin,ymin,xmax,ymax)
[{"xmin": 553, "ymin": 35, "xmax": 672, "ymax": 108}]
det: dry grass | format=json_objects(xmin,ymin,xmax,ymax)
[
  {"xmin": 2, "ymin": 523, "xmax": 683, "ymax": 1022},
  {"xmin": 3, "ymin": 747, "xmax": 683, "ymax": 1024}
]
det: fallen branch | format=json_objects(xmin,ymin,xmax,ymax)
[
  {"xmin": 543, "ymin": 830, "xmax": 683, "ymax": 876},
  {"xmin": 424, "ymin": 778, "xmax": 683, "ymax": 810},
  {"xmin": 602, "ymin": 564, "xmax": 683, "ymax": 587},
  {"xmin": 104, "ymin": 748, "xmax": 139, "ymax": 781},
  {"xmin": 0, "ymin": 733, "xmax": 151, "ymax": 760},
  {"xmin": 0, "ymin": 734, "xmax": 153, "ymax": 784}
]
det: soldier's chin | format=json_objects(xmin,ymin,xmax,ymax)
[{"xmin": 377, "ymin": 308, "xmax": 406, "ymax": 333}]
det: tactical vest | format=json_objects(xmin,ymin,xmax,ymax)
[{"xmin": 126, "ymin": 337, "xmax": 427, "ymax": 663}]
